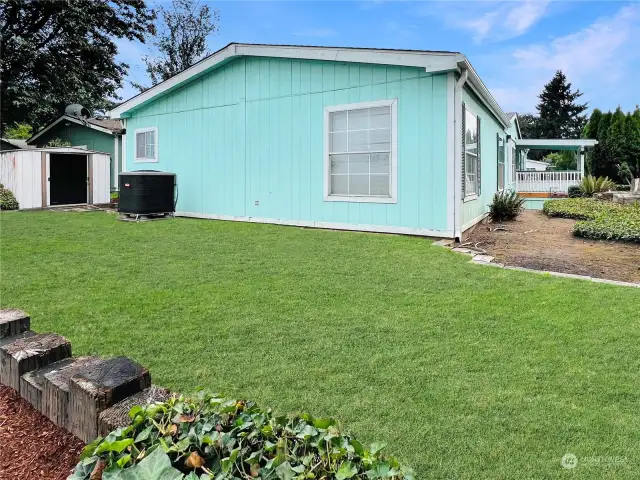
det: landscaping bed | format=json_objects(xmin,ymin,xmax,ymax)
[
  {"xmin": 543, "ymin": 198, "xmax": 640, "ymax": 242},
  {"xmin": 0, "ymin": 385, "xmax": 84, "ymax": 479},
  {"xmin": 467, "ymin": 210, "xmax": 640, "ymax": 283}
]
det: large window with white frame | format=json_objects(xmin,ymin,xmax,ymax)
[
  {"xmin": 464, "ymin": 109, "xmax": 480, "ymax": 197},
  {"xmin": 325, "ymin": 100, "xmax": 397, "ymax": 203},
  {"xmin": 134, "ymin": 127, "xmax": 158, "ymax": 162}
]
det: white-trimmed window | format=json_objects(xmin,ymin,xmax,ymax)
[
  {"xmin": 464, "ymin": 108, "xmax": 480, "ymax": 198},
  {"xmin": 324, "ymin": 99, "xmax": 397, "ymax": 203},
  {"xmin": 497, "ymin": 135, "xmax": 505, "ymax": 191},
  {"xmin": 134, "ymin": 127, "xmax": 158, "ymax": 162},
  {"xmin": 511, "ymin": 145, "xmax": 517, "ymax": 182}
]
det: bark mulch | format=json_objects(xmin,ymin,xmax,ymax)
[
  {"xmin": 0, "ymin": 385, "xmax": 84, "ymax": 480},
  {"xmin": 467, "ymin": 210, "xmax": 640, "ymax": 283}
]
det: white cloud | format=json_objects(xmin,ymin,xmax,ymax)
[
  {"xmin": 292, "ymin": 28, "xmax": 336, "ymax": 38},
  {"xmin": 486, "ymin": 4, "xmax": 640, "ymax": 113},
  {"xmin": 420, "ymin": 0, "xmax": 550, "ymax": 43}
]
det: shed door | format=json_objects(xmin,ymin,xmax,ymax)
[{"xmin": 91, "ymin": 153, "xmax": 111, "ymax": 204}]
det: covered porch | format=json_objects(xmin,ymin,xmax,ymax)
[{"xmin": 513, "ymin": 139, "xmax": 597, "ymax": 194}]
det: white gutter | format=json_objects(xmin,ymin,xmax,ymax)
[{"xmin": 453, "ymin": 68, "xmax": 468, "ymax": 241}]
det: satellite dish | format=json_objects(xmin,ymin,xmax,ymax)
[{"xmin": 65, "ymin": 104, "xmax": 91, "ymax": 118}]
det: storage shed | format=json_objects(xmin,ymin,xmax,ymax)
[{"xmin": 0, "ymin": 147, "xmax": 111, "ymax": 209}]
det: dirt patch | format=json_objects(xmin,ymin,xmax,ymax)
[
  {"xmin": 467, "ymin": 210, "xmax": 640, "ymax": 283},
  {"xmin": 0, "ymin": 385, "xmax": 84, "ymax": 480}
]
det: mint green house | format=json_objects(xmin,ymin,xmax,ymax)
[{"xmin": 109, "ymin": 43, "xmax": 522, "ymax": 240}]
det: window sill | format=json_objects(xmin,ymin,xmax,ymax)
[
  {"xmin": 134, "ymin": 158, "xmax": 158, "ymax": 163},
  {"xmin": 463, "ymin": 194, "xmax": 478, "ymax": 203},
  {"xmin": 324, "ymin": 195, "xmax": 397, "ymax": 204}
]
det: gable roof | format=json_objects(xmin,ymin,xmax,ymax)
[
  {"xmin": 108, "ymin": 42, "xmax": 511, "ymax": 129},
  {"xmin": 27, "ymin": 114, "xmax": 122, "ymax": 145},
  {"xmin": 506, "ymin": 112, "xmax": 522, "ymax": 139}
]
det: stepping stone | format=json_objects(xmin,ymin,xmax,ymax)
[
  {"xmin": 68, "ymin": 356, "xmax": 151, "ymax": 442},
  {"xmin": 41, "ymin": 356, "xmax": 104, "ymax": 429},
  {"xmin": 0, "ymin": 333, "xmax": 71, "ymax": 391},
  {"xmin": 98, "ymin": 385, "xmax": 171, "ymax": 436},
  {"xmin": 472, "ymin": 255, "xmax": 495, "ymax": 263},
  {"xmin": 0, "ymin": 309, "xmax": 30, "ymax": 339},
  {"xmin": 20, "ymin": 357, "xmax": 76, "ymax": 412}
]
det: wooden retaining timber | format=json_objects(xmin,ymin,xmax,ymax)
[
  {"xmin": 0, "ymin": 333, "xmax": 72, "ymax": 391},
  {"xmin": 0, "ymin": 309, "xmax": 168, "ymax": 444}
]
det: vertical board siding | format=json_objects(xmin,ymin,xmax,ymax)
[
  {"xmin": 0, "ymin": 151, "xmax": 42, "ymax": 209},
  {"xmin": 91, "ymin": 154, "xmax": 111, "ymax": 204},
  {"xmin": 126, "ymin": 57, "xmax": 450, "ymax": 232},
  {"xmin": 461, "ymin": 87, "xmax": 503, "ymax": 228}
]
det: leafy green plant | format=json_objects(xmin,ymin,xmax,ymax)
[
  {"xmin": 0, "ymin": 183, "xmax": 19, "ymax": 210},
  {"xmin": 543, "ymin": 198, "xmax": 640, "ymax": 242},
  {"xmin": 567, "ymin": 185, "xmax": 583, "ymax": 198},
  {"xmin": 110, "ymin": 191, "xmax": 119, "ymax": 202},
  {"xmin": 3, "ymin": 122, "xmax": 32, "ymax": 140},
  {"xmin": 578, "ymin": 175, "xmax": 616, "ymax": 197},
  {"xmin": 70, "ymin": 392, "xmax": 414, "ymax": 480},
  {"xmin": 488, "ymin": 190, "xmax": 525, "ymax": 222},
  {"xmin": 46, "ymin": 138, "xmax": 72, "ymax": 147}
]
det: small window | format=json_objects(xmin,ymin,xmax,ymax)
[
  {"xmin": 464, "ymin": 109, "xmax": 480, "ymax": 197},
  {"xmin": 134, "ymin": 127, "xmax": 158, "ymax": 162},
  {"xmin": 511, "ymin": 146, "xmax": 517, "ymax": 182},
  {"xmin": 324, "ymin": 100, "xmax": 397, "ymax": 203},
  {"xmin": 497, "ymin": 135, "xmax": 505, "ymax": 191}
]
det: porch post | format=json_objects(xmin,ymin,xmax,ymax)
[{"xmin": 579, "ymin": 147, "xmax": 585, "ymax": 177}]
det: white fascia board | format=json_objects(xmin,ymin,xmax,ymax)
[
  {"xmin": 515, "ymin": 139, "xmax": 598, "ymax": 148},
  {"xmin": 457, "ymin": 56, "xmax": 511, "ymax": 130},
  {"xmin": 108, "ymin": 43, "xmax": 459, "ymax": 118},
  {"xmin": 28, "ymin": 115, "xmax": 115, "ymax": 144}
]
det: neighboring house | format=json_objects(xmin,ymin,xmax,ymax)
[
  {"xmin": 27, "ymin": 115, "xmax": 123, "ymax": 191},
  {"xmin": 525, "ymin": 159, "xmax": 550, "ymax": 171},
  {"xmin": 107, "ymin": 43, "xmax": 582, "ymax": 240},
  {"xmin": 1, "ymin": 138, "xmax": 31, "ymax": 151}
]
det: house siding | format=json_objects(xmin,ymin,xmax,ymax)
[
  {"xmin": 125, "ymin": 57, "xmax": 451, "ymax": 234},
  {"xmin": 461, "ymin": 86, "xmax": 504, "ymax": 230}
]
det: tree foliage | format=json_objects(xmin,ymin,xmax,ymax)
[
  {"xmin": 0, "ymin": 0, "xmax": 155, "ymax": 132},
  {"xmin": 536, "ymin": 70, "xmax": 589, "ymax": 139},
  {"xmin": 584, "ymin": 106, "xmax": 640, "ymax": 183},
  {"xmin": 2, "ymin": 123, "xmax": 32, "ymax": 140},
  {"xmin": 517, "ymin": 113, "xmax": 540, "ymax": 139},
  {"xmin": 134, "ymin": 0, "xmax": 219, "ymax": 91}
]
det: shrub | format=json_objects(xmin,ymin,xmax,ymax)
[
  {"xmin": 110, "ymin": 191, "xmax": 119, "ymax": 202},
  {"xmin": 488, "ymin": 190, "xmax": 525, "ymax": 222},
  {"xmin": 543, "ymin": 198, "xmax": 640, "ymax": 243},
  {"xmin": 578, "ymin": 175, "xmax": 616, "ymax": 197},
  {"xmin": 0, "ymin": 183, "xmax": 19, "ymax": 210},
  {"xmin": 70, "ymin": 392, "xmax": 414, "ymax": 480},
  {"xmin": 567, "ymin": 185, "xmax": 583, "ymax": 198}
]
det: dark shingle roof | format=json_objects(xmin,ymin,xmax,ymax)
[{"xmin": 86, "ymin": 117, "xmax": 123, "ymax": 133}]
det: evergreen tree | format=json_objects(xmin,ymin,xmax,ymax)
[
  {"xmin": 623, "ymin": 109, "xmax": 640, "ymax": 179},
  {"xmin": 583, "ymin": 109, "xmax": 602, "ymax": 175},
  {"xmin": 590, "ymin": 112, "xmax": 613, "ymax": 179},
  {"xmin": 517, "ymin": 113, "xmax": 539, "ymax": 139},
  {"xmin": 536, "ymin": 70, "xmax": 589, "ymax": 139}
]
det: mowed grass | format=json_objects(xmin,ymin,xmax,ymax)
[{"xmin": 2, "ymin": 211, "xmax": 640, "ymax": 479}]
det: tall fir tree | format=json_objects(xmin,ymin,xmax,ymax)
[
  {"xmin": 536, "ymin": 70, "xmax": 589, "ymax": 139},
  {"xmin": 583, "ymin": 109, "xmax": 602, "ymax": 175},
  {"xmin": 590, "ymin": 112, "xmax": 613, "ymax": 179},
  {"xmin": 623, "ymin": 109, "xmax": 640, "ymax": 180}
]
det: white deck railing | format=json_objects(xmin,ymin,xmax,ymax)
[{"xmin": 516, "ymin": 171, "xmax": 582, "ymax": 193}]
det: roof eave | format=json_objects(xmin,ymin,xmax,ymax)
[
  {"xmin": 456, "ymin": 55, "xmax": 511, "ymax": 129},
  {"xmin": 108, "ymin": 43, "xmax": 461, "ymax": 118}
]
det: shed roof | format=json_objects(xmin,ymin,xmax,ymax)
[
  {"xmin": 108, "ymin": 42, "xmax": 511, "ymax": 129},
  {"xmin": 1, "ymin": 138, "xmax": 32, "ymax": 149},
  {"xmin": 27, "ymin": 114, "xmax": 122, "ymax": 145}
]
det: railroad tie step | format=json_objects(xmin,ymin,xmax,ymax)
[
  {"xmin": 20, "ymin": 357, "xmax": 76, "ymax": 412},
  {"xmin": 0, "ymin": 333, "xmax": 72, "ymax": 391},
  {"xmin": 41, "ymin": 356, "xmax": 105, "ymax": 429},
  {"xmin": 68, "ymin": 356, "xmax": 151, "ymax": 443},
  {"xmin": 0, "ymin": 309, "xmax": 31, "ymax": 339},
  {"xmin": 98, "ymin": 385, "xmax": 171, "ymax": 436}
]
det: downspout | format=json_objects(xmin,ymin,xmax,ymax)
[{"xmin": 453, "ymin": 68, "xmax": 468, "ymax": 241}]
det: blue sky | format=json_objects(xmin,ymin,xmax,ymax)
[{"xmin": 115, "ymin": 1, "xmax": 640, "ymax": 115}]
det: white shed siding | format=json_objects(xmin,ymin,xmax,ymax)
[
  {"xmin": 91, "ymin": 153, "xmax": 111, "ymax": 204},
  {"xmin": 0, "ymin": 150, "xmax": 42, "ymax": 209}
]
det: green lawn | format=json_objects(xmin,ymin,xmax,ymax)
[{"xmin": 2, "ymin": 211, "xmax": 640, "ymax": 479}]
